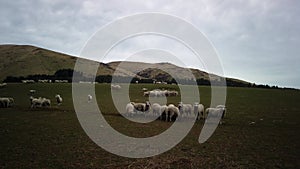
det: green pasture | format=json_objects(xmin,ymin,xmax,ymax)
[{"xmin": 0, "ymin": 83, "xmax": 299, "ymax": 168}]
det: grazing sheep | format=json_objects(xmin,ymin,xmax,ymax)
[
  {"xmin": 151, "ymin": 103, "xmax": 164, "ymax": 118},
  {"xmin": 0, "ymin": 98, "xmax": 6, "ymax": 108},
  {"xmin": 125, "ymin": 102, "xmax": 135, "ymax": 116},
  {"xmin": 143, "ymin": 91, "xmax": 150, "ymax": 97},
  {"xmin": 30, "ymin": 96, "xmax": 51, "ymax": 108},
  {"xmin": 169, "ymin": 91, "xmax": 179, "ymax": 96},
  {"xmin": 55, "ymin": 94, "xmax": 63, "ymax": 105},
  {"xmin": 205, "ymin": 106, "xmax": 226, "ymax": 124},
  {"xmin": 193, "ymin": 103, "xmax": 205, "ymax": 120},
  {"xmin": 8, "ymin": 98, "xmax": 14, "ymax": 107},
  {"xmin": 160, "ymin": 105, "xmax": 168, "ymax": 121},
  {"xmin": 41, "ymin": 98, "xmax": 51, "ymax": 107},
  {"xmin": 29, "ymin": 90, "xmax": 36, "ymax": 95},
  {"xmin": 178, "ymin": 102, "xmax": 193, "ymax": 118},
  {"xmin": 87, "ymin": 95, "xmax": 92, "ymax": 103},
  {"xmin": 30, "ymin": 97, "xmax": 43, "ymax": 108},
  {"xmin": 132, "ymin": 101, "xmax": 151, "ymax": 116},
  {"xmin": 163, "ymin": 90, "xmax": 169, "ymax": 97},
  {"xmin": 148, "ymin": 89, "xmax": 167, "ymax": 97},
  {"xmin": 149, "ymin": 91, "xmax": 157, "ymax": 97},
  {"xmin": 216, "ymin": 105, "xmax": 226, "ymax": 118},
  {"xmin": 0, "ymin": 83, "xmax": 7, "ymax": 88},
  {"xmin": 111, "ymin": 84, "xmax": 121, "ymax": 90},
  {"xmin": 142, "ymin": 88, "xmax": 148, "ymax": 91},
  {"xmin": 0, "ymin": 97, "xmax": 14, "ymax": 108},
  {"xmin": 167, "ymin": 104, "xmax": 180, "ymax": 122}
]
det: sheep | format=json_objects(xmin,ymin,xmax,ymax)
[
  {"xmin": 151, "ymin": 103, "xmax": 167, "ymax": 118},
  {"xmin": 149, "ymin": 91, "xmax": 157, "ymax": 97},
  {"xmin": 0, "ymin": 97, "xmax": 14, "ymax": 108},
  {"xmin": 30, "ymin": 96, "xmax": 51, "ymax": 108},
  {"xmin": 151, "ymin": 103, "xmax": 161, "ymax": 117},
  {"xmin": 0, "ymin": 98, "xmax": 8, "ymax": 108},
  {"xmin": 87, "ymin": 94, "xmax": 92, "ymax": 103},
  {"xmin": 0, "ymin": 83, "xmax": 7, "ymax": 88},
  {"xmin": 125, "ymin": 102, "xmax": 135, "ymax": 117},
  {"xmin": 55, "ymin": 94, "xmax": 63, "ymax": 105},
  {"xmin": 143, "ymin": 91, "xmax": 150, "ymax": 97},
  {"xmin": 30, "ymin": 96, "xmax": 42, "ymax": 108},
  {"xmin": 41, "ymin": 98, "xmax": 51, "ymax": 107},
  {"xmin": 111, "ymin": 84, "xmax": 121, "ymax": 90},
  {"xmin": 169, "ymin": 91, "xmax": 178, "ymax": 96},
  {"xmin": 142, "ymin": 88, "xmax": 148, "ymax": 91},
  {"xmin": 29, "ymin": 90, "xmax": 36, "ymax": 95},
  {"xmin": 8, "ymin": 98, "xmax": 14, "ymax": 107},
  {"xmin": 193, "ymin": 103, "xmax": 205, "ymax": 120},
  {"xmin": 205, "ymin": 106, "xmax": 226, "ymax": 124},
  {"xmin": 162, "ymin": 90, "xmax": 169, "ymax": 97},
  {"xmin": 160, "ymin": 105, "xmax": 168, "ymax": 121},
  {"xmin": 167, "ymin": 104, "xmax": 180, "ymax": 122},
  {"xmin": 148, "ymin": 90, "xmax": 165, "ymax": 97},
  {"xmin": 178, "ymin": 102, "xmax": 193, "ymax": 118},
  {"xmin": 216, "ymin": 105, "xmax": 226, "ymax": 118},
  {"xmin": 132, "ymin": 101, "xmax": 151, "ymax": 116}
]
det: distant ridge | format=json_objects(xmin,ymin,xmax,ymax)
[{"xmin": 0, "ymin": 44, "xmax": 253, "ymax": 87}]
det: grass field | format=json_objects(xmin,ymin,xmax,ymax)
[{"xmin": 0, "ymin": 83, "xmax": 300, "ymax": 169}]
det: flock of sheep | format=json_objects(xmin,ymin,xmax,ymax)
[
  {"xmin": 125, "ymin": 101, "xmax": 226, "ymax": 123},
  {"xmin": 29, "ymin": 94, "xmax": 62, "ymax": 108},
  {"xmin": 143, "ymin": 89, "xmax": 179, "ymax": 97},
  {"xmin": 0, "ymin": 89, "xmax": 63, "ymax": 108},
  {"xmin": 1, "ymin": 84, "xmax": 227, "ymax": 124}
]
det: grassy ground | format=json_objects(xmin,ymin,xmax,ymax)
[{"xmin": 0, "ymin": 83, "xmax": 299, "ymax": 169}]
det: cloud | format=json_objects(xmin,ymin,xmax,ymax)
[{"xmin": 0, "ymin": 0, "xmax": 299, "ymax": 88}]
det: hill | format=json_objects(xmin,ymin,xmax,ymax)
[{"xmin": 0, "ymin": 44, "xmax": 250, "ymax": 86}]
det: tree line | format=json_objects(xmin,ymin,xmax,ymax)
[{"xmin": 2, "ymin": 68, "xmax": 289, "ymax": 90}]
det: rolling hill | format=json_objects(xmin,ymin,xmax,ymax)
[{"xmin": 0, "ymin": 44, "xmax": 250, "ymax": 86}]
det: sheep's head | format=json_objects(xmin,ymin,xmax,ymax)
[
  {"xmin": 178, "ymin": 102, "xmax": 183, "ymax": 110},
  {"xmin": 145, "ymin": 101, "xmax": 151, "ymax": 111}
]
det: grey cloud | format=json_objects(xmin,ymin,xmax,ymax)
[{"xmin": 0, "ymin": 0, "xmax": 299, "ymax": 88}]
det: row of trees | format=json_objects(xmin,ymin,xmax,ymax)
[{"xmin": 3, "ymin": 69, "xmax": 286, "ymax": 89}]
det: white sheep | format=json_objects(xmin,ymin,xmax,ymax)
[
  {"xmin": 193, "ymin": 103, "xmax": 205, "ymax": 120},
  {"xmin": 160, "ymin": 105, "xmax": 168, "ymax": 121},
  {"xmin": 216, "ymin": 105, "xmax": 226, "ymax": 118},
  {"xmin": 162, "ymin": 90, "xmax": 169, "ymax": 97},
  {"xmin": 30, "ymin": 96, "xmax": 51, "ymax": 108},
  {"xmin": 30, "ymin": 96, "xmax": 41, "ymax": 108},
  {"xmin": 87, "ymin": 94, "xmax": 92, "ymax": 103},
  {"xmin": 151, "ymin": 103, "xmax": 161, "ymax": 117},
  {"xmin": 149, "ymin": 91, "xmax": 157, "ymax": 97},
  {"xmin": 169, "ymin": 91, "xmax": 178, "ymax": 96},
  {"xmin": 178, "ymin": 102, "xmax": 193, "ymax": 118},
  {"xmin": 0, "ymin": 83, "xmax": 7, "ymax": 88},
  {"xmin": 41, "ymin": 98, "xmax": 51, "ymax": 107},
  {"xmin": 205, "ymin": 105, "xmax": 226, "ymax": 124},
  {"xmin": 55, "ymin": 94, "xmax": 63, "ymax": 105},
  {"xmin": 29, "ymin": 90, "xmax": 36, "ymax": 95},
  {"xmin": 132, "ymin": 101, "xmax": 151, "ymax": 116},
  {"xmin": 143, "ymin": 91, "xmax": 150, "ymax": 97},
  {"xmin": 167, "ymin": 104, "xmax": 180, "ymax": 122},
  {"xmin": 0, "ymin": 97, "xmax": 14, "ymax": 108},
  {"xmin": 111, "ymin": 84, "xmax": 121, "ymax": 90},
  {"xmin": 125, "ymin": 102, "xmax": 135, "ymax": 116}
]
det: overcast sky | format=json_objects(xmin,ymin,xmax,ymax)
[{"xmin": 1, "ymin": 0, "xmax": 299, "ymax": 88}]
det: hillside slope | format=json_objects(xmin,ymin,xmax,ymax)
[
  {"xmin": 0, "ymin": 45, "xmax": 117, "ymax": 80},
  {"xmin": 0, "ymin": 45, "xmax": 249, "ymax": 86}
]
